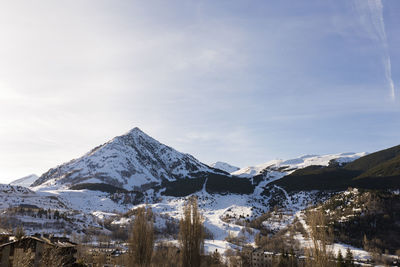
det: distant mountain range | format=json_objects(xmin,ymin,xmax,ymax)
[
  {"xmin": 3, "ymin": 127, "xmax": 400, "ymax": 242},
  {"xmin": 10, "ymin": 127, "xmax": 400, "ymax": 196},
  {"xmin": 231, "ymin": 152, "xmax": 366, "ymax": 178}
]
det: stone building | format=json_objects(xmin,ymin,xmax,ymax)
[
  {"xmin": 0, "ymin": 236, "xmax": 77, "ymax": 267},
  {"xmin": 251, "ymin": 248, "xmax": 275, "ymax": 267},
  {"xmin": 88, "ymin": 247, "xmax": 127, "ymax": 267}
]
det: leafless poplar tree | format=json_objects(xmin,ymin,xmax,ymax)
[
  {"xmin": 179, "ymin": 196, "xmax": 204, "ymax": 267},
  {"xmin": 129, "ymin": 206, "xmax": 154, "ymax": 267},
  {"xmin": 305, "ymin": 209, "xmax": 334, "ymax": 267}
]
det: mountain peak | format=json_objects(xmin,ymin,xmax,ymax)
[
  {"xmin": 115, "ymin": 127, "xmax": 150, "ymax": 142},
  {"xmin": 126, "ymin": 127, "xmax": 145, "ymax": 135},
  {"xmin": 32, "ymin": 127, "xmax": 217, "ymax": 190}
]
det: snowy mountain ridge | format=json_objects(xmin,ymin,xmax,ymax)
[
  {"xmin": 232, "ymin": 152, "xmax": 368, "ymax": 178},
  {"xmin": 3, "ymin": 128, "xmax": 397, "ymax": 262},
  {"xmin": 31, "ymin": 127, "xmax": 220, "ymax": 191},
  {"xmin": 9, "ymin": 174, "xmax": 39, "ymax": 187},
  {"xmin": 210, "ymin": 162, "xmax": 240, "ymax": 173}
]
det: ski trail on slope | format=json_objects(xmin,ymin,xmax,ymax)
[
  {"xmin": 202, "ymin": 178, "xmax": 208, "ymax": 194},
  {"xmin": 274, "ymin": 185, "xmax": 293, "ymax": 210}
]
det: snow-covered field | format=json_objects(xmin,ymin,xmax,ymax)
[{"xmin": 1, "ymin": 182, "xmax": 385, "ymax": 263}]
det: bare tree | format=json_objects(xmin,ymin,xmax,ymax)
[
  {"xmin": 39, "ymin": 246, "xmax": 77, "ymax": 267},
  {"xmin": 129, "ymin": 206, "xmax": 154, "ymax": 267},
  {"xmin": 305, "ymin": 209, "xmax": 334, "ymax": 267},
  {"xmin": 151, "ymin": 242, "xmax": 180, "ymax": 267},
  {"xmin": 179, "ymin": 196, "xmax": 204, "ymax": 267}
]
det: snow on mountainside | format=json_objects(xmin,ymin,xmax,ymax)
[
  {"xmin": 232, "ymin": 152, "xmax": 367, "ymax": 178},
  {"xmin": 31, "ymin": 127, "xmax": 219, "ymax": 191},
  {"xmin": 9, "ymin": 174, "xmax": 39, "ymax": 187},
  {"xmin": 210, "ymin": 161, "xmax": 239, "ymax": 173},
  {"xmin": 1, "ymin": 125, "xmax": 396, "ymax": 261},
  {"xmin": 0, "ymin": 183, "xmax": 108, "ymax": 235},
  {"xmin": 0, "ymin": 184, "xmax": 64, "ymax": 210}
]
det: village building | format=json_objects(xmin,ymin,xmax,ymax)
[
  {"xmin": 88, "ymin": 247, "xmax": 127, "ymax": 267},
  {"xmin": 0, "ymin": 236, "xmax": 77, "ymax": 267},
  {"xmin": 251, "ymin": 248, "xmax": 275, "ymax": 267},
  {"xmin": 0, "ymin": 232, "xmax": 12, "ymax": 246}
]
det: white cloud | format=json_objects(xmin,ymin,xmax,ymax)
[
  {"xmin": 0, "ymin": 1, "xmax": 399, "ymax": 182},
  {"xmin": 353, "ymin": 0, "xmax": 396, "ymax": 100}
]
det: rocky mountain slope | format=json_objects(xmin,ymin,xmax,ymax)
[{"xmin": 32, "ymin": 127, "xmax": 222, "ymax": 191}]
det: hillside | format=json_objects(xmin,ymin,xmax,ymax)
[
  {"xmin": 271, "ymin": 145, "xmax": 400, "ymax": 192},
  {"xmin": 317, "ymin": 189, "xmax": 400, "ymax": 254},
  {"xmin": 345, "ymin": 144, "xmax": 400, "ymax": 172},
  {"xmin": 355, "ymin": 154, "xmax": 400, "ymax": 179}
]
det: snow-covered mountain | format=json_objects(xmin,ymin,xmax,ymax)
[
  {"xmin": 1, "ymin": 128, "xmax": 398, "ymax": 264},
  {"xmin": 9, "ymin": 174, "xmax": 39, "ymax": 187},
  {"xmin": 232, "ymin": 152, "xmax": 367, "ymax": 178},
  {"xmin": 0, "ymin": 184, "xmax": 62, "ymax": 210},
  {"xmin": 32, "ymin": 127, "xmax": 220, "ymax": 191},
  {"xmin": 3, "ymin": 127, "xmax": 398, "ymax": 261},
  {"xmin": 210, "ymin": 162, "xmax": 239, "ymax": 173}
]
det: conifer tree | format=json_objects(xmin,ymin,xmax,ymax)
[
  {"xmin": 179, "ymin": 196, "xmax": 204, "ymax": 267},
  {"xmin": 129, "ymin": 206, "xmax": 154, "ymax": 267},
  {"xmin": 336, "ymin": 250, "xmax": 345, "ymax": 267},
  {"xmin": 210, "ymin": 249, "xmax": 222, "ymax": 266},
  {"xmin": 344, "ymin": 248, "xmax": 354, "ymax": 267}
]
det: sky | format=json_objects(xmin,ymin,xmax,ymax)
[{"xmin": 0, "ymin": 0, "xmax": 399, "ymax": 183}]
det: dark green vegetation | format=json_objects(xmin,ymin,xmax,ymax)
[
  {"xmin": 272, "ymin": 144, "xmax": 400, "ymax": 192},
  {"xmin": 69, "ymin": 183, "xmax": 145, "ymax": 205},
  {"xmin": 356, "ymin": 155, "xmax": 400, "ymax": 178},
  {"xmin": 162, "ymin": 173, "xmax": 254, "ymax": 197},
  {"xmin": 67, "ymin": 173, "xmax": 253, "ymax": 197},
  {"xmin": 272, "ymin": 167, "xmax": 360, "ymax": 191},
  {"xmin": 205, "ymin": 174, "xmax": 253, "ymax": 194},
  {"xmin": 345, "ymin": 144, "xmax": 400, "ymax": 172},
  {"xmin": 70, "ymin": 183, "xmax": 128, "ymax": 194},
  {"xmin": 162, "ymin": 177, "xmax": 206, "ymax": 197},
  {"xmin": 320, "ymin": 190, "xmax": 400, "ymax": 254}
]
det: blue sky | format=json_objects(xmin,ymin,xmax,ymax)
[{"xmin": 0, "ymin": 0, "xmax": 399, "ymax": 182}]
